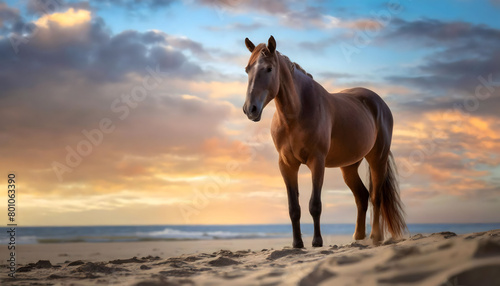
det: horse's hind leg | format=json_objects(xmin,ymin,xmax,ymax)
[
  {"xmin": 341, "ymin": 160, "xmax": 369, "ymax": 240},
  {"xmin": 366, "ymin": 154, "xmax": 389, "ymax": 244}
]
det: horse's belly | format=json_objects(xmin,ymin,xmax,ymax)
[
  {"xmin": 325, "ymin": 130, "xmax": 376, "ymax": 168},
  {"xmin": 325, "ymin": 150, "xmax": 365, "ymax": 167}
]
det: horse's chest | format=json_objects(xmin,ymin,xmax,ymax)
[{"xmin": 272, "ymin": 125, "xmax": 327, "ymax": 164}]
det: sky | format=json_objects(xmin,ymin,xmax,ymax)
[{"xmin": 0, "ymin": 0, "xmax": 499, "ymax": 226}]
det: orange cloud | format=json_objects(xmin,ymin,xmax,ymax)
[
  {"xmin": 187, "ymin": 80, "xmax": 247, "ymax": 100},
  {"xmin": 35, "ymin": 8, "xmax": 91, "ymax": 28},
  {"xmin": 343, "ymin": 19, "xmax": 384, "ymax": 30}
]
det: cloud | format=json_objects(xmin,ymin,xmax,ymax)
[
  {"xmin": 0, "ymin": 9, "xmax": 206, "ymax": 90},
  {"xmin": 196, "ymin": 0, "xmax": 385, "ymax": 31},
  {"xmin": 26, "ymin": 0, "xmax": 175, "ymax": 15},
  {"xmin": 343, "ymin": 19, "xmax": 383, "ymax": 30},
  {"xmin": 280, "ymin": 8, "xmax": 383, "ymax": 31},
  {"xmin": 278, "ymin": 6, "xmax": 337, "ymax": 29},
  {"xmin": 197, "ymin": 0, "xmax": 290, "ymax": 15},
  {"xmin": 377, "ymin": 18, "xmax": 500, "ymax": 121},
  {"xmin": 34, "ymin": 7, "xmax": 91, "ymax": 28},
  {"xmin": 25, "ymin": 0, "xmax": 89, "ymax": 15},
  {"xmin": 162, "ymin": 33, "xmax": 212, "ymax": 59},
  {"xmin": 186, "ymin": 80, "xmax": 247, "ymax": 99},
  {"xmin": 100, "ymin": 0, "xmax": 176, "ymax": 8},
  {"xmin": 384, "ymin": 18, "xmax": 500, "ymax": 47},
  {"xmin": 0, "ymin": 2, "xmax": 20, "ymax": 28},
  {"xmin": 391, "ymin": 109, "xmax": 500, "ymax": 205},
  {"xmin": 0, "ymin": 4, "xmax": 234, "ymax": 199},
  {"xmin": 204, "ymin": 22, "xmax": 264, "ymax": 32},
  {"xmin": 316, "ymin": 72, "xmax": 354, "ymax": 80}
]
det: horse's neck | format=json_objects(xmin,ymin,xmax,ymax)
[{"xmin": 275, "ymin": 55, "xmax": 304, "ymax": 123}]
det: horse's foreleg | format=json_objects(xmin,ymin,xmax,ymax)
[
  {"xmin": 341, "ymin": 161, "xmax": 369, "ymax": 240},
  {"xmin": 308, "ymin": 156, "xmax": 325, "ymax": 247},
  {"xmin": 279, "ymin": 158, "xmax": 303, "ymax": 248}
]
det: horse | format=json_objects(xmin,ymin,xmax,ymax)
[{"xmin": 242, "ymin": 36, "xmax": 406, "ymax": 248}]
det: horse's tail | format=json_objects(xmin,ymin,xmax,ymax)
[{"xmin": 369, "ymin": 151, "xmax": 407, "ymax": 239}]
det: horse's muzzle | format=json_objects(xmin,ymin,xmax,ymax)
[{"xmin": 243, "ymin": 104, "xmax": 262, "ymax": 122}]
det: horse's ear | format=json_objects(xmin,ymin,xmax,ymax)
[
  {"xmin": 245, "ymin": 38, "xmax": 255, "ymax": 53},
  {"xmin": 267, "ymin": 35, "xmax": 276, "ymax": 54}
]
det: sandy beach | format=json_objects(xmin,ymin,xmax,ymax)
[{"xmin": 2, "ymin": 230, "xmax": 500, "ymax": 285}]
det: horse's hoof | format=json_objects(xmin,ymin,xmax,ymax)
[
  {"xmin": 371, "ymin": 238, "xmax": 382, "ymax": 246},
  {"xmin": 370, "ymin": 233, "xmax": 383, "ymax": 245},
  {"xmin": 312, "ymin": 237, "xmax": 323, "ymax": 247},
  {"xmin": 353, "ymin": 232, "xmax": 366, "ymax": 240},
  {"xmin": 293, "ymin": 240, "xmax": 304, "ymax": 248}
]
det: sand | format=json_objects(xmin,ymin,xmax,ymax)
[{"xmin": 1, "ymin": 230, "xmax": 500, "ymax": 285}]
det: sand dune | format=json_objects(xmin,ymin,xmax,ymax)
[{"xmin": 2, "ymin": 230, "xmax": 500, "ymax": 285}]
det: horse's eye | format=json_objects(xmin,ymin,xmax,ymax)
[{"xmin": 267, "ymin": 67, "xmax": 272, "ymax": 73}]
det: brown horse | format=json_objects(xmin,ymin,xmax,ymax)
[{"xmin": 242, "ymin": 36, "xmax": 406, "ymax": 248}]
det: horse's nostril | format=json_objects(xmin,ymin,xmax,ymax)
[
  {"xmin": 243, "ymin": 106, "xmax": 247, "ymax": 115},
  {"xmin": 251, "ymin": 105, "xmax": 257, "ymax": 114}
]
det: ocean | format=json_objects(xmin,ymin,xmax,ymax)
[{"xmin": 1, "ymin": 223, "xmax": 499, "ymax": 244}]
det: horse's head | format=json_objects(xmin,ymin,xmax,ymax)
[{"xmin": 243, "ymin": 35, "xmax": 280, "ymax": 122}]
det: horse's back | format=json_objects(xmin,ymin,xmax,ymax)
[
  {"xmin": 323, "ymin": 87, "xmax": 391, "ymax": 167},
  {"xmin": 335, "ymin": 87, "xmax": 393, "ymax": 127}
]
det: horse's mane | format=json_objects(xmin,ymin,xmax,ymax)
[
  {"xmin": 247, "ymin": 44, "xmax": 313, "ymax": 79},
  {"xmin": 278, "ymin": 51, "xmax": 313, "ymax": 79}
]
